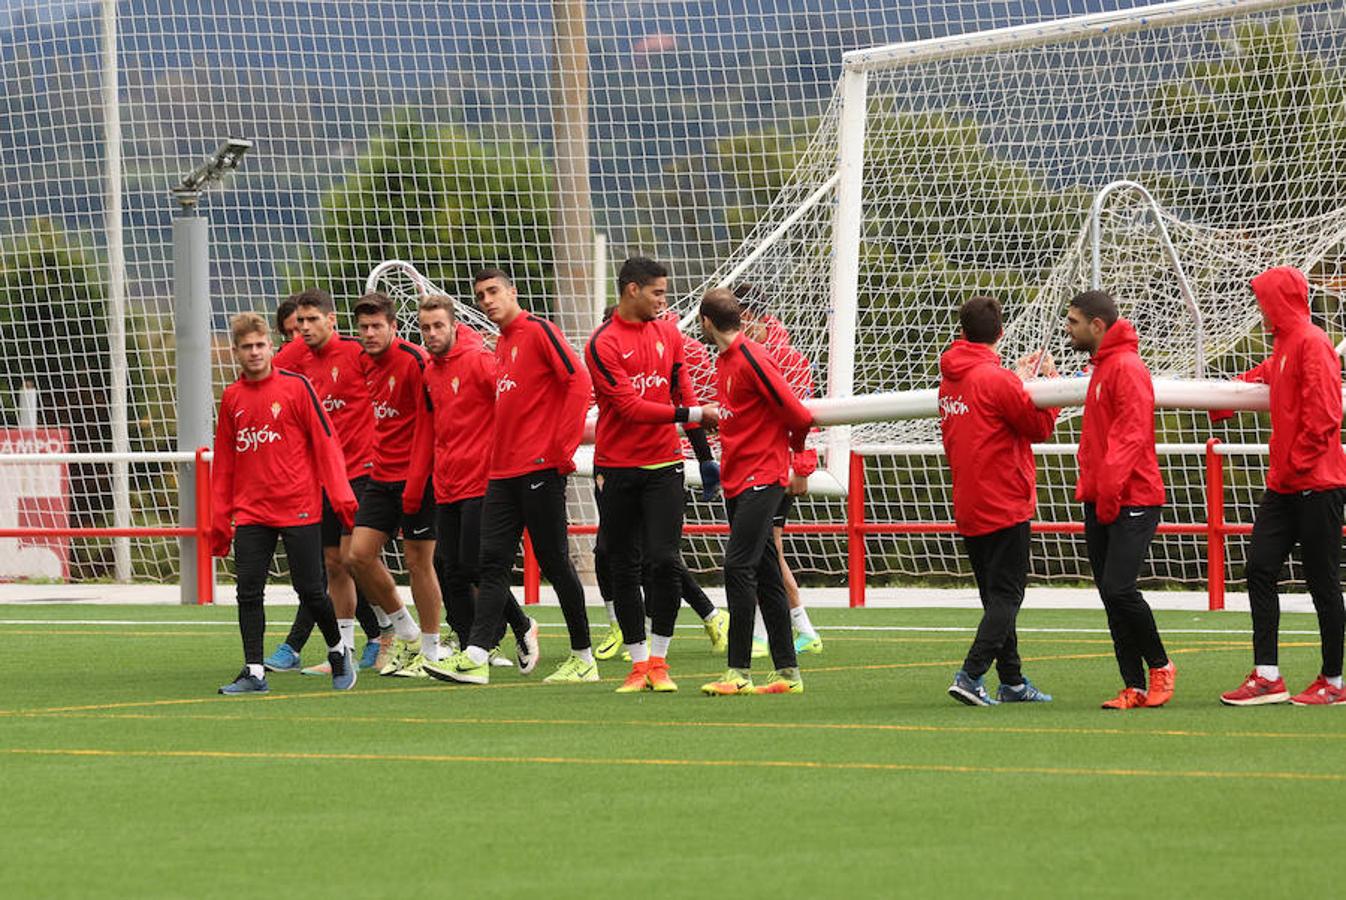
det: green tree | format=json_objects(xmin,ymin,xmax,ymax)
[{"xmin": 288, "ymin": 115, "xmax": 556, "ymax": 312}]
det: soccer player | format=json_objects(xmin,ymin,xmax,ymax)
[
  {"xmin": 737, "ymin": 286, "xmax": 823, "ymax": 655},
  {"xmin": 939, "ymin": 295, "xmax": 1059, "ymax": 706},
  {"xmin": 402, "ymin": 296, "xmax": 541, "ymax": 678},
  {"xmin": 1215, "ymin": 267, "xmax": 1346, "ymax": 707},
  {"xmin": 343, "ymin": 291, "xmax": 445, "ymax": 678},
  {"xmin": 1066, "ymin": 290, "xmax": 1175, "ymax": 710},
  {"xmin": 262, "ymin": 290, "xmax": 389, "ymax": 674},
  {"xmin": 431, "ymin": 268, "xmax": 594, "ymax": 685},
  {"xmin": 275, "ymin": 297, "xmax": 300, "ymax": 345},
  {"xmin": 210, "ymin": 312, "xmax": 357, "ymax": 694},
  {"xmin": 583, "ymin": 257, "xmax": 717, "ymax": 693},
  {"xmin": 697, "ymin": 288, "xmax": 814, "ymax": 696}
]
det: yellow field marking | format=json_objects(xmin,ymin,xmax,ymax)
[
  {"xmin": 4, "ymin": 746, "xmax": 1342, "ymax": 783},
  {"xmin": 15, "ymin": 709, "xmax": 1346, "ymax": 743}
]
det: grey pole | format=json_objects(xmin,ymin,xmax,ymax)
[{"xmin": 173, "ymin": 195, "xmax": 212, "ymax": 605}]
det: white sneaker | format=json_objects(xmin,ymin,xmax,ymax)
[{"xmin": 516, "ymin": 617, "xmax": 541, "ymax": 675}]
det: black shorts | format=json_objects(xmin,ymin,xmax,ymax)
[
  {"xmin": 321, "ymin": 475, "xmax": 371, "ymax": 547},
  {"xmin": 772, "ymin": 492, "xmax": 795, "ymax": 528},
  {"xmin": 353, "ymin": 478, "xmax": 436, "ymax": 541}
]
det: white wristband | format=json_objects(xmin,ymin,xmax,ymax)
[{"xmin": 687, "ymin": 406, "xmax": 703, "ymax": 424}]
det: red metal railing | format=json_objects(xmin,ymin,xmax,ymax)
[{"xmin": 522, "ymin": 440, "xmax": 1258, "ymax": 611}]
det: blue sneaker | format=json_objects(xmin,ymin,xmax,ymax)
[
  {"xmin": 358, "ymin": 639, "xmax": 380, "ymax": 670},
  {"xmin": 330, "ymin": 647, "xmax": 358, "ymax": 691},
  {"xmin": 263, "ymin": 643, "xmax": 301, "ymax": 672},
  {"xmin": 997, "ymin": 678, "xmax": 1053, "ymax": 703},
  {"xmin": 219, "ymin": 669, "xmax": 269, "ymax": 695},
  {"xmin": 947, "ymin": 669, "xmax": 998, "ymax": 707}
]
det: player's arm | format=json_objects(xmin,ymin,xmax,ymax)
[
  {"xmin": 402, "ymin": 383, "xmax": 435, "ymax": 514},
  {"xmin": 1210, "ymin": 358, "xmax": 1272, "ymax": 422},
  {"xmin": 538, "ymin": 320, "xmax": 593, "ymax": 474},
  {"xmin": 997, "ymin": 372, "xmax": 1059, "ymax": 444},
  {"xmin": 1095, "ymin": 364, "xmax": 1154, "ymax": 524},
  {"xmin": 1288, "ymin": 345, "xmax": 1343, "ymax": 475},
  {"xmin": 209, "ymin": 392, "xmax": 238, "ymax": 557},
  {"xmin": 292, "ymin": 375, "xmax": 357, "ymax": 527},
  {"xmin": 741, "ymin": 342, "xmax": 814, "ymax": 450}
]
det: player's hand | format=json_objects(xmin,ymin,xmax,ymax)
[
  {"xmin": 698, "ymin": 459, "xmax": 721, "ymax": 502},
  {"xmin": 699, "ymin": 403, "xmax": 720, "ymax": 428},
  {"xmin": 1037, "ymin": 351, "xmax": 1058, "ymax": 378},
  {"xmin": 788, "ymin": 472, "xmax": 809, "ymax": 496},
  {"xmin": 337, "ymin": 499, "xmax": 358, "ymax": 530},
  {"xmin": 1014, "ymin": 349, "xmax": 1054, "ymax": 381}
]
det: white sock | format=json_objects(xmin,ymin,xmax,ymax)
[
  {"xmin": 466, "ymin": 645, "xmax": 489, "ymax": 665},
  {"xmin": 753, "ymin": 608, "xmax": 767, "ymax": 642},
  {"xmin": 246, "ymin": 663, "xmax": 265, "ymax": 679},
  {"xmin": 604, "ymin": 601, "xmax": 617, "ymax": 624},
  {"xmin": 389, "ymin": 606, "xmax": 418, "ymax": 641},
  {"xmin": 625, "ymin": 641, "xmax": 649, "ymax": 663},
  {"xmin": 372, "ymin": 605, "xmax": 392, "ymax": 628},
  {"xmin": 702, "ymin": 608, "xmax": 720, "ymax": 623},
  {"xmin": 420, "ymin": 632, "xmax": 440, "ymax": 662},
  {"xmin": 574, "ymin": 647, "xmax": 595, "ymax": 664},
  {"xmin": 338, "ymin": 618, "xmax": 356, "ymax": 651},
  {"xmin": 1256, "ymin": 664, "xmax": 1280, "ymax": 681},
  {"xmin": 650, "ymin": 633, "xmax": 672, "ymax": 659},
  {"xmin": 790, "ymin": 606, "xmax": 818, "ymax": 638},
  {"xmin": 1328, "ymin": 675, "xmax": 1344, "ymax": 689}
]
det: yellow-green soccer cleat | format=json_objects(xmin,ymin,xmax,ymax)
[
  {"xmin": 594, "ymin": 622, "xmax": 623, "ymax": 660},
  {"xmin": 703, "ymin": 610, "xmax": 729, "ymax": 652},
  {"xmin": 755, "ymin": 669, "xmax": 804, "ymax": 694},
  {"xmin": 392, "ymin": 652, "xmax": 429, "ymax": 679},
  {"xmin": 701, "ymin": 669, "xmax": 755, "ymax": 696},
  {"xmin": 378, "ymin": 637, "xmax": 419, "ymax": 676},
  {"xmin": 793, "ymin": 633, "xmax": 824, "ymax": 655},
  {"xmin": 543, "ymin": 654, "xmax": 600, "ymax": 684},
  {"xmin": 424, "ymin": 650, "xmax": 489, "ymax": 685}
]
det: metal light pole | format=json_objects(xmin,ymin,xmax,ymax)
[{"xmin": 171, "ymin": 139, "xmax": 251, "ymax": 604}]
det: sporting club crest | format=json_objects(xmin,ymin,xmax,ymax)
[
  {"xmin": 269, "ymin": 401, "xmax": 282, "ymax": 419},
  {"xmin": 451, "ymin": 376, "xmax": 460, "ymax": 394},
  {"xmin": 330, "ymin": 366, "xmax": 339, "ymax": 383}
]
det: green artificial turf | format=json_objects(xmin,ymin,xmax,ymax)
[{"xmin": 1, "ymin": 602, "xmax": 1343, "ymax": 899}]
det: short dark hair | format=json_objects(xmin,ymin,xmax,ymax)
[
  {"xmin": 353, "ymin": 291, "xmax": 395, "ymax": 323},
  {"xmin": 291, "ymin": 287, "xmax": 334, "ymax": 315},
  {"xmin": 959, "ymin": 295, "xmax": 1002, "ymax": 344},
  {"xmin": 732, "ymin": 282, "xmax": 768, "ymax": 310},
  {"xmin": 618, "ymin": 257, "xmax": 668, "ymax": 295},
  {"xmin": 274, "ymin": 297, "xmax": 299, "ymax": 332},
  {"xmin": 474, "ymin": 268, "xmax": 512, "ymax": 287},
  {"xmin": 699, "ymin": 288, "xmax": 741, "ymax": 332},
  {"xmin": 602, "ymin": 304, "xmax": 617, "ymax": 322},
  {"xmin": 1069, "ymin": 290, "xmax": 1119, "ymax": 327}
]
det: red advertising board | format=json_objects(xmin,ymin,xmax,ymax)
[{"xmin": 0, "ymin": 428, "xmax": 70, "ymax": 580}]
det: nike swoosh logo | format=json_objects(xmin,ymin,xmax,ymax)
[
  {"xmin": 752, "ymin": 485, "xmax": 769, "ymax": 491},
  {"xmin": 1128, "ymin": 510, "xmax": 1146, "ymax": 517},
  {"xmin": 234, "ymin": 410, "xmax": 245, "ymax": 418},
  {"xmin": 621, "ymin": 351, "xmax": 635, "ymax": 359},
  {"xmin": 410, "ymin": 528, "xmax": 431, "ymax": 537},
  {"xmin": 530, "ymin": 482, "xmax": 545, "ymax": 490}
]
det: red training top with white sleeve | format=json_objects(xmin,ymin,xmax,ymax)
[
  {"xmin": 210, "ymin": 367, "xmax": 356, "ymax": 550},
  {"xmin": 586, "ymin": 313, "xmax": 703, "ymax": 468},
  {"xmin": 365, "ymin": 337, "xmax": 431, "ymax": 483},
  {"xmin": 714, "ymin": 333, "xmax": 815, "ymax": 498},
  {"xmin": 491, "ymin": 310, "xmax": 591, "ymax": 479},
  {"xmin": 403, "ymin": 324, "xmax": 499, "ymax": 508},
  {"xmin": 1212, "ymin": 266, "xmax": 1346, "ymax": 493},
  {"xmin": 1075, "ymin": 318, "xmax": 1166, "ymax": 524},
  {"xmin": 273, "ymin": 333, "xmax": 374, "ymax": 481},
  {"xmin": 938, "ymin": 339, "xmax": 1059, "ymax": 536}
]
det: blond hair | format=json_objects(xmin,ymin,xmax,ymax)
[{"xmin": 230, "ymin": 312, "xmax": 270, "ymax": 346}]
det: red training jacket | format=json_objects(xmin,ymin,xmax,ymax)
[
  {"xmin": 491, "ymin": 310, "xmax": 591, "ymax": 479},
  {"xmin": 586, "ymin": 314, "xmax": 702, "ymax": 468},
  {"xmin": 1214, "ymin": 267, "xmax": 1346, "ymax": 493},
  {"xmin": 1075, "ymin": 318, "xmax": 1165, "ymax": 524},
  {"xmin": 210, "ymin": 367, "xmax": 356, "ymax": 553},
  {"xmin": 365, "ymin": 337, "xmax": 431, "ymax": 483},
  {"xmin": 272, "ymin": 332, "xmax": 375, "ymax": 481},
  {"xmin": 715, "ymin": 333, "xmax": 815, "ymax": 498},
  {"xmin": 938, "ymin": 339, "xmax": 1058, "ymax": 536},
  {"xmin": 758, "ymin": 314, "xmax": 820, "ymax": 478},
  {"xmin": 404, "ymin": 324, "xmax": 498, "ymax": 508}
]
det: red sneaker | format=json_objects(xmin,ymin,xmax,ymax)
[
  {"xmin": 646, "ymin": 657, "xmax": 678, "ymax": 693},
  {"xmin": 614, "ymin": 660, "xmax": 651, "ymax": 694},
  {"xmin": 1143, "ymin": 662, "xmax": 1176, "ymax": 707},
  {"xmin": 1220, "ymin": 670, "xmax": 1289, "ymax": 706},
  {"xmin": 1290, "ymin": 675, "xmax": 1346, "ymax": 706},
  {"xmin": 1101, "ymin": 687, "xmax": 1148, "ymax": 709}
]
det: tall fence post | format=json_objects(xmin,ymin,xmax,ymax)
[
  {"xmin": 194, "ymin": 446, "xmax": 214, "ymax": 604},
  {"xmin": 523, "ymin": 530, "xmax": 541, "ymax": 605},
  {"xmin": 1205, "ymin": 437, "xmax": 1225, "ymax": 611},
  {"xmin": 847, "ymin": 451, "xmax": 866, "ymax": 607}
]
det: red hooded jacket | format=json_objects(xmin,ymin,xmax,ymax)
[
  {"xmin": 273, "ymin": 332, "xmax": 375, "ymax": 481},
  {"xmin": 715, "ymin": 334, "xmax": 815, "ymax": 497},
  {"xmin": 1075, "ymin": 318, "xmax": 1165, "ymax": 523},
  {"xmin": 1216, "ymin": 267, "xmax": 1346, "ymax": 493},
  {"xmin": 403, "ymin": 324, "xmax": 498, "ymax": 510},
  {"xmin": 758, "ymin": 314, "xmax": 820, "ymax": 477},
  {"xmin": 938, "ymin": 339, "xmax": 1058, "ymax": 536}
]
